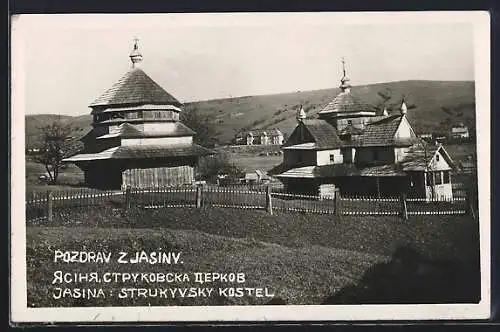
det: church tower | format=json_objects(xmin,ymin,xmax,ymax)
[
  {"xmin": 63, "ymin": 39, "xmax": 213, "ymax": 189},
  {"xmin": 318, "ymin": 58, "xmax": 377, "ymax": 133}
]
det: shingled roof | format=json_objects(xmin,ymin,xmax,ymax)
[
  {"xmin": 350, "ymin": 114, "xmax": 417, "ymax": 147},
  {"xmin": 275, "ymin": 163, "xmax": 405, "ymax": 178},
  {"xmin": 319, "ymin": 91, "xmax": 375, "ymax": 114},
  {"xmin": 81, "ymin": 122, "xmax": 195, "ymax": 141},
  {"xmin": 90, "ymin": 68, "xmax": 182, "ymax": 108},
  {"xmin": 63, "ymin": 144, "xmax": 214, "ymax": 162},
  {"xmin": 401, "ymin": 144, "xmax": 455, "ymax": 171},
  {"xmin": 283, "ymin": 119, "xmax": 343, "ymax": 150}
]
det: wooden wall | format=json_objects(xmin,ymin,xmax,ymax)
[
  {"xmin": 283, "ymin": 150, "xmax": 317, "ymax": 168},
  {"xmin": 122, "ymin": 165, "xmax": 194, "ymax": 188}
]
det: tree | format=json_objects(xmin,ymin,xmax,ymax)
[
  {"xmin": 196, "ymin": 152, "xmax": 243, "ymax": 184},
  {"xmin": 374, "ymin": 90, "xmax": 417, "ymax": 114},
  {"xmin": 33, "ymin": 121, "xmax": 75, "ymax": 184},
  {"xmin": 181, "ymin": 105, "xmax": 219, "ymax": 148}
]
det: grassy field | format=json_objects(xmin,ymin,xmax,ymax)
[
  {"xmin": 27, "ymin": 206, "xmax": 480, "ymax": 307},
  {"xmin": 26, "ymin": 160, "xmax": 85, "ymax": 192}
]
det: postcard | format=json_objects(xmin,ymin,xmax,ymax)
[{"xmin": 10, "ymin": 11, "xmax": 491, "ymax": 323}]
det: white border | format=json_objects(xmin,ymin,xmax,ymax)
[{"xmin": 10, "ymin": 11, "xmax": 491, "ymax": 323}]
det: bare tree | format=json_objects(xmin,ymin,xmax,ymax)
[
  {"xmin": 33, "ymin": 121, "xmax": 75, "ymax": 184},
  {"xmin": 374, "ymin": 90, "xmax": 417, "ymax": 114}
]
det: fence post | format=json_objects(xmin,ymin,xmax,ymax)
[
  {"xmin": 400, "ymin": 192, "xmax": 408, "ymax": 221},
  {"xmin": 334, "ymin": 188, "xmax": 341, "ymax": 216},
  {"xmin": 46, "ymin": 190, "xmax": 53, "ymax": 223},
  {"xmin": 125, "ymin": 186, "xmax": 131, "ymax": 210},
  {"xmin": 196, "ymin": 185, "xmax": 203, "ymax": 208},
  {"xmin": 266, "ymin": 185, "xmax": 273, "ymax": 215},
  {"xmin": 466, "ymin": 189, "xmax": 476, "ymax": 220}
]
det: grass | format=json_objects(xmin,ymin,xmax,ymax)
[
  {"xmin": 27, "ymin": 226, "xmax": 388, "ymax": 307},
  {"xmin": 26, "ymin": 160, "xmax": 85, "ymax": 192},
  {"xmin": 26, "ymin": 206, "xmax": 480, "ymax": 307},
  {"xmin": 229, "ymin": 155, "xmax": 283, "ymax": 173}
]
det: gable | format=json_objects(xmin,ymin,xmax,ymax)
[
  {"xmin": 282, "ymin": 123, "xmax": 315, "ymax": 147},
  {"xmin": 428, "ymin": 146, "xmax": 455, "ymax": 171},
  {"xmin": 302, "ymin": 120, "xmax": 343, "ymax": 149},
  {"xmin": 394, "ymin": 116, "xmax": 417, "ymax": 141}
]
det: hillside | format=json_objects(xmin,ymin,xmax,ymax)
[
  {"xmin": 25, "ymin": 80, "xmax": 475, "ymax": 147},
  {"xmin": 185, "ymin": 80, "xmax": 475, "ymax": 143},
  {"xmin": 25, "ymin": 114, "xmax": 92, "ymax": 148}
]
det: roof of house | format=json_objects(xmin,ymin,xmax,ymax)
[
  {"xmin": 459, "ymin": 161, "xmax": 476, "ymax": 169},
  {"xmin": 451, "ymin": 127, "xmax": 469, "ymax": 133},
  {"xmin": 318, "ymin": 91, "xmax": 375, "ymax": 115},
  {"xmin": 352, "ymin": 114, "xmax": 416, "ymax": 147},
  {"xmin": 400, "ymin": 144, "xmax": 455, "ymax": 171},
  {"xmin": 63, "ymin": 143, "xmax": 214, "ymax": 162},
  {"xmin": 90, "ymin": 68, "xmax": 182, "ymax": 108},
  {"xmin": 275, "ymin": 163, "xmax": 405, "ymax": 178},
  {"xmin": 283, "ymin": 119, "xmax": 343, "ymax": 150}
]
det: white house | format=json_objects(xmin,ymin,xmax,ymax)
[{"xmin": 451, "ymin": 124, "xmax": 470, "ymax": 139}]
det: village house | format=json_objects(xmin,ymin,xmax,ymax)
[
  {"xmin": 63, "ymin": 39, "xmax": 213, "ymax": 189},
  {"xmin": 272, "ymin": 59, "xmax": 455, "ymax": 201},
  {"xmin": 418, "ymin": 133, "xmax": 433, "ymax": 141},
  {"xmin": 451, "ymin": 123, "xmax": 470, "ymax": 140},
  {"xmin": 234, "ymin": 129, "xmax": 284, "ymax": 145},
  {"xmin": 243, "ymin": 170, "xmax": 271, "ymax": 184}
]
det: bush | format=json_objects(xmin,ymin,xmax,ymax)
[{"xmin": 196, "ymin": 152, "xmax": 244, "ymax": 183}]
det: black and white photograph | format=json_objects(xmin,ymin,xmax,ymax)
[{"xmin": 10, "ymin": 12, "xmax": 491, "ymax": 322}]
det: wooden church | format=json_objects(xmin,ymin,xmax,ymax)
[
  {"xmin": 273, "ymin": 59, "xmax": 456, "ymax": 200},
  {"xmin": 63, "ymin": 39, "xmax": 213, "ymax": 189}
]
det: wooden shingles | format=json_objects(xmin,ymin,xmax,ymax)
[
  {"xmin": 319, "ymin": 91, "xmax": 374, "ymax": 114},
  {"xmin": 112, "ymin": 144, "xmax": 214, "ymax": 159},
  {"xmin": 283, "ymin": 119, "xmax": 343, "ymax": 150},
  {"xmin": 90, "ymin": 68, "xmax": 182, "ymax": 107},
  {"xmin": 355, "ymin": 115, "xmax": 403, "ymax": 146}
]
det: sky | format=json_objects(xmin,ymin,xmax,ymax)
[{"xmin": 12, "ymin": 13, "xmax": 476, "ymax": 116}]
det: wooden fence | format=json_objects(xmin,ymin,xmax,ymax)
[{"xmin": 25, "ymin": 185, "xmax": 475, "ymax": 223}]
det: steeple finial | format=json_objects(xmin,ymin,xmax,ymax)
[
  {"xmin": 400, "ymin": 98, "xmax": 408, "ymax": 115},
  {"xmin": 340, "ymin": 56, "xmax": 351, "ymax": 93},
  {"xmin": 129, "ymin": 37, "xmax": 143, "ymax": 68},
  {"xmin": 296, "ymin": 105, "xmax": 307, "ymax": 122},
  {"xmin": 382, "ymin": 106, "xmax": 389, "ymax": 116}
]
